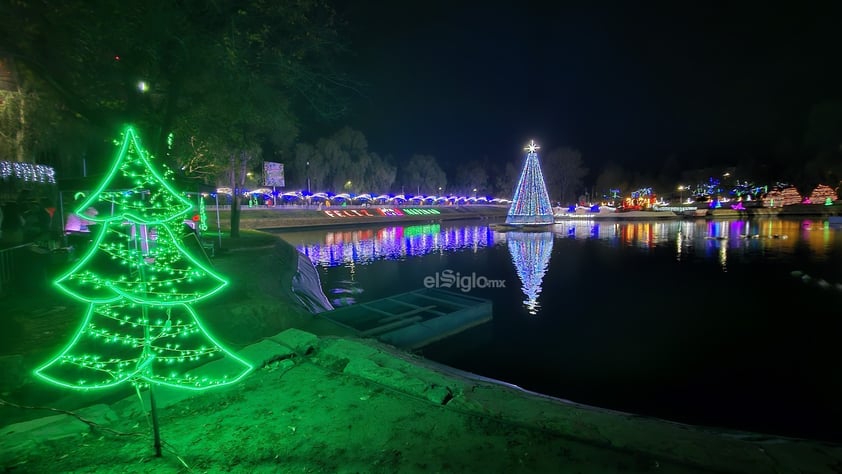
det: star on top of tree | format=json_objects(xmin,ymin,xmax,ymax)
[{"xmin": 524, "ymin": 140, "xmax": 540, "ymax": 154}]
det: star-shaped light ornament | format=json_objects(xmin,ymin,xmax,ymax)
[{"xmin": 525, "ymin": 140, "xmax": 540, "ymax": 154}]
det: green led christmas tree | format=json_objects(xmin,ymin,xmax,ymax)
[{"xmin": 35, "ymin": 126, "xmax": 252, "ymax": 455}]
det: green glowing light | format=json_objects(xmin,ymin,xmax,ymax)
[
  {"xmin": 35, "ymin": 126, "xmax": 252, "ymax": 391},
  {"xmin": 75, "ymin": 127, "xmax": 193, "ymax": 226},
  {"xmin": 198, "ymin": 196, "xmax": 208, "ymax": 232}
]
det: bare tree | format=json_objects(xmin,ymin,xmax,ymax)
[{"xmin": 543, "ymin": 147, "xmax": 588, "ymax": 205}]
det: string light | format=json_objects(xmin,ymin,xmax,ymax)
[
  {"xmin": 0, "ymin": 161, "xmax": 56, "ymax": 183},
  {"xmin": 506, "ymin": 140, "xmax": 554, "ymax": 225},
  {"xmin": 35, "ymin": 126, "xmax": 252, "ymax": 391}
]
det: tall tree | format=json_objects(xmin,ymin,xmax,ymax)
[
  {"xmin": 1, "ymin": 1, "xmax": 353, "ymax": 225},
  {"xmin": 318, "ymin": 127, "xmax": 371, "ymax": 192},
  {"xmin": 542, "ymin": 147, "xmax": 588, "ymax": 205},
  {"xmin": 398, "ymin": 154, "xmax": 447, "ymax": 196},
  {"xmin": 453, "ymin": 160, "xmax": 489, "ymax": 196},
  {"xmin": 367, "ymin": 152, "xmax": 397, "ymax": 194},
  {"xmin": 287, "ymin": 128, "xmax": 395, "ymax": 193},
  {"xmin": 593, "ymin": 162, "xmax": 629, "ymax": 201},
  {"xmin": 493, "ymin": 161, "xmax": 520, "ymax": 198},
  {"xmin": 169, "ymin": 0, "xmax": 352, "ymax": 236},
  {"xmin": 0, "ymin": 0, "xmax": 211, "ymax": 161}
]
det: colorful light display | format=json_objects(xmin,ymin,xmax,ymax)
[
  {"xmin": 323, "ymin": 208, "xmax": 442, "ymax": 218},
  {"xmin": 506, "ymin": 231, "xmax": 554, "ymax": 315},
  {"xmin": 299, "ymin": 224, "xmax": 495, "ymax": 268},
  {"xmin": 506, "ymin": 140, "xmax": 554, "ymax": 225},
  {"xmin": 36, "ymin": 127, "xmax": 251, "ymax": 391},
  {"xmin": 35, "ymin": 127, "xmax": 252, "ymax": 442}
]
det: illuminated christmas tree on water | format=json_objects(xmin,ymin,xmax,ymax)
[
  {"xmin": 34, "ymin": 126, "xmax": 252, "ymax": 456},
  {"xmin": 506, "ymin": 140, "xmax": 554, "ymax": 225},
  {"xmin": 506, "ymin": 231, "xmax": 554, "ymax": 315}
]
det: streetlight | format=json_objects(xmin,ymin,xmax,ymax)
[
  {"xmin": 473, "ymin": 188, "xmax": 477, "ymax": 198},
  {"xmin": 306, "ymin": 161, "xmax": 310, "ymax": 194},
  {"xmin": 678, "ymin": 185, "xmax": 686, "ymax": 204}
]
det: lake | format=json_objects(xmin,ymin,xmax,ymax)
[{"xmin": 275, "ymin": 217, "xmax": 842, "ymax": 442}]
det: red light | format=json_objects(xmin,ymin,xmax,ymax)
[
  {"xmin": 114, "ymin": 55, "xmax": 120, "ymax": 61},
  {"xmin": 192, "ymin": 214, "xmax": 200, "ymax": 222}
]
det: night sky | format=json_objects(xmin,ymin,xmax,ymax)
[{"xmin": 334, "ymin": 1, "xmax": 842, "ymax": 173}]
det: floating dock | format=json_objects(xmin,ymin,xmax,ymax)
[{"xmin": 320, "ymin": 288, "xmax": 492, "ymax": 350}]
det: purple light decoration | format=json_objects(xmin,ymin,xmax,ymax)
[
  {"xmin": 507, "ymin": 140, "xmax": 554, "ymax": 225},
  {"xmin": 506, "ymin": 231, "xmax": 554, "ymax": 315},
  {"xmin": 299, "ymin": 224, "xmax": 497, "ymax": 268}
]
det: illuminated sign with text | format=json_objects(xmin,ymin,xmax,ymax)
[{"xmin": 323, "ymin": 208, "xmax": 441, "ymax": 218}]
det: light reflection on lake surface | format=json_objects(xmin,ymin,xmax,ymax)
[
  {"xmin": 275, "ymin": 217, "xmax": 842, "ymax": 441},
  {"xmin": 506, "ymin": 232, "xmax": 553, "ymax": 315},
  {"xmin": 290, "ymin": 223, "xmax": 495, "ymax": 267},
  {"xmin": 287, "ymin": 218, "xmax": 840, "ymax": 269}
]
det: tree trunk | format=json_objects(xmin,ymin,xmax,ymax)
[
  {"xmin": 15, "ymin": 88, "xmax": 26, "ymax": 162},
  {"xmin": 228, "ymin": 152, "xmax": 241, "ymax": 238},
  {"xmin": 230, "ymin": 193, "xmax": 241, "ymax": 238},
  {"xmin": 153, "ymin": 77, "xmax": 183, "ymax": 159},
  {"xmin": 228, "ymin": 150, "xmax": 251, "ymax": 239}
]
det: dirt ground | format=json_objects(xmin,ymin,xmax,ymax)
[
  {"xmin": 0, "ymin": 340, "xmax": 684, "ymax": 474},
  {"xmin": 2, "ymin": 230, "xmax": 842, "ymax": 473},
  {"xmin": 5, "ymin": 329, "xmax": 842, "ymax": 474}
]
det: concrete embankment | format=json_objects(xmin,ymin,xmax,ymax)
[
  {"xmin": 3, "ymin": 328, "xmax": 842, "ymax": 472},
  {"xmin": 693, "ymin": 203, "xmax": 842, "ymax": 219},
  {"xmin": 219, "ymin": 205, "xmax": 509, "ymax": 231}
]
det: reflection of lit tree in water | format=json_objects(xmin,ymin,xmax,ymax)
[{"xmin": 506, "ymin": 231, "xmax": 554, "ymax": 315}]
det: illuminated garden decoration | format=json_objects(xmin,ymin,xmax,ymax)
[
  {"xmin": 506, "ymin": 140, "xmax": 554, "ymax": 225},
  {"xmin": 506, "ymin": 231, "xmax": 554, "ymax": 315},
  {"xmin": 809, "ymin": 184, "xmax": 837, "ymax": 205},
  {"xmin": 34, "ymin": 126, "xmax": 253, "ymax": 456}
]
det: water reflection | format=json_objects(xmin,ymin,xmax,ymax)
[
  {"xmin": 287, "ymin": 219, "xmax": 839, "ymax": 271},
  {"xmin": 506, "ymin": 231, "xmax": 554, "ymax": 315},
  {"xmin": 552, "ymin": 220, "xmax": 674, "ymax": 248},
  {"xmin": 290, "ymin": 223, "xmax": 496, "ymax": 268},
  {"xmin": 274, "ymin": 218, "xmax": 842, "ymax": 440},
  {"xmin": 279, "ymin": 218, "xmax": 842, "ymax": 309},
  {"xmin": 553, "ymin": 218, "xmax": 838, "ymax": 268}
]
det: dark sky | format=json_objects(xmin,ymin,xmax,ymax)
[{"xmin": 333, "ymin": 1, "xmax": 842, "ymax": 173}]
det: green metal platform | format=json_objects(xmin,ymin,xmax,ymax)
[{"xmin": 321, "ymin": 288, "xmax": 493, "ymax": 350}]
